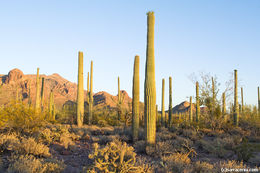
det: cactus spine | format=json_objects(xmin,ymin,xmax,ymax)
[
  {"xmin": 168, "ymin": 76, "xmax": 172, "ymax": 127},
  {"xmin": 132, "ymin": 55, "xmax": 140, "ymax": 142},
  {"xmin": 77, "ymin": 51, "xmax": 84, "ymax": 127},
  {"xmin": 88, "ymin": 61, "xmax": 93, "ymax": 125},
  {"xmin": 212, "ymin": 77, "xmax": 215, "ymax": 114},
  {"xmin": 241, "ymin": 87, "xmax": 244, "ymax": 114},
  {"xmin": 161, "ymin": 78, "xmax": 165, "ymax": 127},
  {"xmin": 196, "ymin": 82, "xmax": 200, "ymax": 122},
  {"xmin": 234, "ymin": 70, "xmax": 239, "ymax": 126},
  {"xmin": 144, "ymin": 11, "xmax": 156, "ymax": 147},
  {"xmin": 189, "ymin": 96, "xmax": 193, "ymax": 122},
  {"xmin": 35, "ymin": 68, "xmax": 41, "ymax": 112},
  {"xmin": 41, "ymin": 77, "xmax": 45, "ymax": 111},
  {"xmin": 49, "ymin": 90, "xmax": 55, "ymax": 120}
]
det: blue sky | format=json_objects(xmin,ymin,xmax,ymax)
[{"xmin": 0, "ymin": 0, "xmax": 259, "ymax": 109}]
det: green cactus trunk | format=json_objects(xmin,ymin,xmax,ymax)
[
  {"xmin": 132, "ymin": 55, "xmax": 140, "ymax": 142},
  {"xmin": 168, "ymin": 76, "xmax": 172, "ymax": 128},
  {"xmin": 87, "ymin": 72, "xmax": 89, "ymax": 104},
  {"xmin": 144, "ymin": 11, "xmax": 156, "ymax": 147},
  {"xmin": 196, "ymin": 82, "xmax": 200, "ymax": 122},
  {"xmin": 222, "ymin": 92, "xmax": 226, "ymax": 122},
  {"xmin": 49, "ymin": 90, "xmax": 55, "ymax": 120},
  {"xmin": 212, "ymin": 77, "xmax": 215, "ymax": 115},
  {"xmin": 88, "ymin": 61, "xmax": 93, "ymax": 125},
  {"xmin": 258, "ymin": 87, "xmax": 260, "ymax": 117},
  {"xmin": 241, "ymin": 87, "xmax": 244, "ymax": 114},
  {"xmin": 117, "ymin": 76, "xmax": 121, "ymax": 120},
  {"xmin": 41, "ymin": 77, "xmax": 45, "ymax": 111},
  {"xmin": 161, "ymin": 78, "xmax": 165, "ymax": 127},
  {"xmin": 77, "ymin": 51, "xmax": 84, "ymax": 127},
  {"xmin": 233, "ymin": 70, "xmax": 239, "ymax": 126},
  {"xmin": 28, "ymin": 81, "xmax": 32, "ymax": 107},
  {"xmin": 189, "ymin": 96, "xmax": 193, "ymax": 122},
  {"xmin": 35, "ymin": 68, "xmax": 41, "ymax": 112}
]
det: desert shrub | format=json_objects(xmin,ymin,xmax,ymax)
[
  {"xmin": 156, "ymin": 141, "xmax": 176, "ymax": 156},
  {"xmin": 19, "ymin": 137, "xmax": 50, "ymax": 157},
  {"xmin": 7, "ymin": 154, "xmax": 64, "ymax": 173},
  {"xmin": 214, "ymin": 160, "xmax": 247, "ymax": 172},
  {"xmin": 0, "ymin": 134, "xmax": 20, "ymax": 153},
  {"xmin": 193, "ymin": 161, "xmax": 214, "ymax": 173},
  {"xmin": 87, "ymin": 140, "xmax": 150, "ymax": 172},
  {"xmin": 234, "ymin": 138, "xmax": 253, "ymax": 162},
  {"xmin": 0, "ymin": 101, "xmax": 46, "ymax": 132},
  {"xmin": 133, "ymin": 140, "xmax": 146, "ymax": 153}
]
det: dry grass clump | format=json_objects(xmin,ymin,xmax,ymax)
[
  {"xmin": 87, "ymin": 140, "xmax": 150, "ymax": 172},
  {"xmin": 193, "ymin": 161, "xmax": 214, "ymax": 173},
  {"xmin": 7, "ymin": 154, "xmax": 64, "ymax": 173}
]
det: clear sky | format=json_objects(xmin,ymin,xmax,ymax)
[{"xmin": 0, "ymin": 0, "xmax": 259, "ymax": 109}]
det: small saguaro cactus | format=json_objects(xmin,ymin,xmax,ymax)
[
  {"xmin": 132, "ymin": 55, "xmax": 140, "ymax": 142},
  {"xmin": 88, "ymin": 61, "xmax": 93, "ymax": 125},
  {"xmin": 49, "ymin": 90, "xmax": 55, "ymax": 120},
  {"xmin": 77, "ymin": 51, "xmax": 84, "ymax": 127},
  {"xmin": 233, "ymin": 70, "xmax": 239, "ymax": 126},
  {"xmin": 189, "ymin": 96, "xmax": 193, "ymax": 122},
  {"xmin": 161, "ymin": 79, "xmax": 165, "ymax": 127},
  {"xmin": 168, "ymin": 76, "xmax": 172, "ymax": 127},
  {"xmin": 35, "ymin": 68, "xmax": 41, "ymax": 112},
  {"xmin": 241, "ymin": 87, "xmax": 244, "ymax": 114},
  {"xmin": 212, "ymin": 77, "xmax": 215, "ymax": 114},
  {"xmin": 222, "ymin": 92, "xmax": 226, "ymax": 121},
  {"xmin": 144, "ymin": 11, "xmax": 156, "ymax": 148},
  {"xmin": 41, "ymin": 77, "xmax": 45, "ymax": 111},
  {"xmin": 196, "ymin": 82, "xmax": 200, "ymax": 122}
]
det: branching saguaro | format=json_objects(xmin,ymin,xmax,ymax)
[
  {"xmin": 161, "ymin": 78, "xmax": 165, "ymax": 127},
  {"xmin": 144, "ymin": 11, "xmax": 156, "ymax": 148},
  {"xmin": 132, "ymin": 55, "xmax": 140, "ymax": 142},
  {"xmin": 168, "ymin": 76, "xmax": 172, "ymax": 128},
  {"xmin": 88, "ymin": 61, "xmax": 93, "ymax": 125},
  {"xmin": 234, "ymin": 70, "xmax": 239, "ymax": 126},
  {"xmin": 196, "ymin": 82, "xmax": 200, "ymax": 122},
  {"xmin": 189, "ymin": 96, "xmax": 193, "ymax": 122},
  {"xmin": 77, "ymin": 51, "xmax": 84, "ymax": 127},
  {"xmin": 35, "ymin": 68, "xmax": 41, "ymax": 112}
]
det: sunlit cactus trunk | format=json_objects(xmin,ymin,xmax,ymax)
[
  {"xmin": 132, "ymin": 55, "xmax": 140, "ymax": 142},
  {"xmin": 35, "ymin": 68, "xmax": 41, "ymax": 112},
  {"xmin": 196, "ymin": 82, "xmax": 200, "ymax": 122},
  {"xmin": 49, "ymin": 90, "xmax": 55, "ymax": 120},
  {"xmin": 212, "ymin": 77, "xmax": 215, "ymax": 115},
  {"xmin": 41, "ymin": 77, "xmax": 45, "ymax": 111},
  {"xmin": 77, "ymin": 51, "xmax": 84, "ymax": 127},
  {"xmin": 189, "ymin": 96, "xmax": 193, "ymax": 122},
  {"xmin": 87, "ymin": 72, "xmax": 89, "ymax": 104},
  {"xmin": 88, "ymin": 61, "xmax": 93, "ymax": 125},
  {"xmin": 161, "ymin": 78, "xmax": 165, "ymax": 127},
  {"xmin": 222, "ymin": 92, "xmax": 226, "ymax": 121},
  {"xmin": 144, "ymin": 11, "xmax": 156, "ymax": 147},
  {"xmin": 241, "ymin": 87, "xmax": 244, "ymax": 114},
  {"xmin": 28, "ymin": 81, "xmax": 32, "ymax": 107},
  {"xmin": 258, "ymin": 87, "xmax": 260, "ymax": 117},
  {"xmin": 233, "ymin": 70, "xmax": 239, "ymax": 126},
  {"xmin": 117, "ymin": 76, "xmax": 121, "ymax": 120},
  {"xmin": 168, "ymin": 76, "xmax": 172, "ymax": 127}
]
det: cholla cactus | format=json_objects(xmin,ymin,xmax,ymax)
[
  {"xmin": 189, "ymin": 96, "xmax": 193, "ymax": 122},
  {"xmin": 88, "ymin": 61, "xmax": 93, "ymax": 125},
  {"xmin": 132, "ymin": 55, "xmax": 140, "ymax": 142},
  {"xmin": 144, "ymin": 11, "xmax": 156, "ymax": 148},
  {"xmin": 196, "ymin": 82, "xmax": 200, "ymax": 122},
  {"xmin": 77, "ymin": 51, "xmax": 84, "ymax": 127},
  {"xmin": 234, "ymin": 70, "xmax": 239, "ymax": 126},
  {"xmin": 161, "ymin": 79, "xmax": 165, "ymax": 127},
  {"xmin": 168, "ymin": 76, "xmax": 172, "ymax": 127},
  {"xmin": 35, "ymin": 68, "xmax": 41, "ymax": 112}
]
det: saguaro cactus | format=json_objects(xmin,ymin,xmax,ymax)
[
  {"xmin": 234, "ymin": 70, "xmax": 239, "ymax": 126},
  {"xmin": 189, "ymin": 96, "xmax": 193, "ymax": 122},
  {"xmin": 117, "ymin": 76, "xmax": 122, "ymax": 120},
  {"xmin": 144, "ymin": 11, "xmax": 156, "ymax": 147},
  {"xmin": 35, "ymin": 68, "xmax": 41, "ymax": 112},
  {"xmin": 161, "ymin": 79, "xmax": 165, "ymax": 127},
  {"xmin": 241, "ymin": 87, "xmax": 244, "ymax": 114},
  {"xmin": 87, "ymin": 72, "xmax": 90, "ymax": 104},
  {"xmin": 168, "ymin": 76, "xmax": 172, "ymax": 127},
  {"xmin": 41, "ymin": 77, "xmax": 45, "ymax": 111},
  {"xmin": 196, "ymin": 82, "xmax": 200, "ymax": 122},
  {"xmin": 222, "ymin": 92, "xmax": 226, "ymax": 115},
  {"xmin": 28, "ymin": 81, "xmax": 32, "ymax": 107},
  {"xmin": 212, "ymin": 77, "xmax": 215, "ymax": 114},
  {"xmin": 88, "ymin": 61, "xmax": 93, "ymax": 125},
  {"xmin": 49, "ymin": 90, "xmax": 55, "ymax": 120},
  {"xmin": 132, "ymin": 55, "xmax": 140, "ymax": 142},
  {"xmin": 77, "ymin": 51, "xmax": 84, "ymax": 127},
  {"xmin": 258, "ymin": 87, "xmax": 260, "ymax": 116}
]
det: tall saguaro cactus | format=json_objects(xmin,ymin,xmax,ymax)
[
  {"xmin": 212, "ymin": 77, "xmax": 215, "ymax": 114},
  {"xmin": 77, "ymin": 51, "xmax": 84, "ymax": 127},
  {"xmin": 222, "ymin": 92, "xmax": 226, "ymax": 115},
  {"xmin": 41, "ymin": 77, "xmax": 45, "ymax": 111},
  {"xmin": 132, "ymin": 55, "xmax": 140, "ymax": 142},
  {"xmin": 196, "ymin": 82, "xmax": 200, "ymax": 122},
  {"xmin": 28, "ymin": 81, "xmax": 32, "ymax": 107},
  {"xmin": 88, "ymin": 61, "xmax": 93, "ymax": 125},
  {"xmin": 161, "ymin": 79, "xmax": 165, "ymax": 127},
  {"xmin": 87, "ymin": 72, "xmax": 90, "ymax": 104},
  {"xmin": 241, "ymin": 87, "xmax": 244, "ymax": 114},
  {"xmin": 35, "ymin": 68, "xmax": 41, "ymax": 112},
  {"xmin": 168, "ymin": 76, "xmax": 172, "ymax": 127},
  {"xmin": 144, "ymin": 11, "xmax": 156, "ymax": 147},
  {"xmin": 234, "ymin": 70, "xmax": 239, "ymax": 126},
  {"xmin": 117, "ymin": 76, "xmax": 122, "ymax": 120},
  {"xmin": 49, "ymin": 90, "xmax": 55, "ymax": 120},
  {"xmin": 258, "ymin": 87, "xmax": 260, "ymax": 116},
  {"xmin": 189, "ymin": 96, "xmax": 193, "ymax": 122}
]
